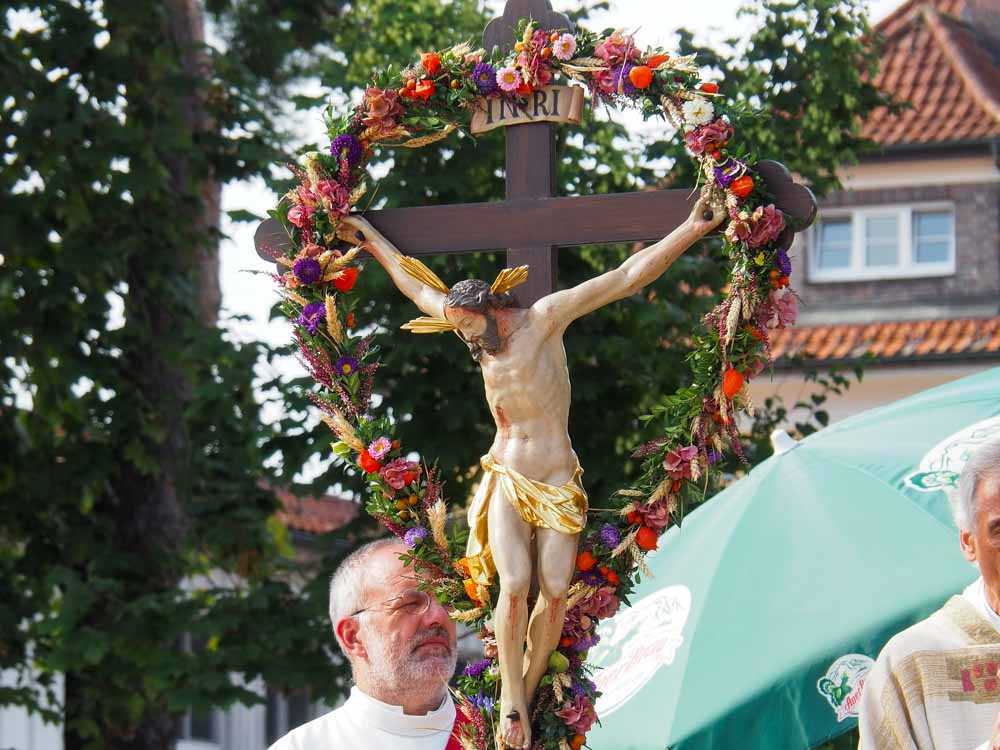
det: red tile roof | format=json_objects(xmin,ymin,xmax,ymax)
[
  {"xmin": 271, "ymin": 485, "xmax": 359, "ymax": 535},
  {"xmin": 863, "ymin": 0, "xmax": 1000, "ymax": 146},
  {"xmin": 769, "ymin": 316, "xmax": 1000, "ymax": 363}
]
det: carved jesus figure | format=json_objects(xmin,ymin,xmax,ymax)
[{"xmin": 343, "ymin": 197, "xmax": 722, "ymax": 749}]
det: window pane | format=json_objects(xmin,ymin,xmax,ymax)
[
  {"xmin": 914, "ymin": 210, "xmax": 952, "ymax": 238},
  {"xmin": 817, "ymin": 218, "xmax": 851, "ymax": 269},
  {"xmin": 865, "ymin": 215, "xmax": 898, "ymax": 266},
  {"xmin": 914, "ymin": 210, "xmax": 953, "ymax": 264},
  {"xmin": 916, "ymin": 239, "xmax": 950, "ymax": 264}
]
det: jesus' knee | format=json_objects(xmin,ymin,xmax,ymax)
[
  {"xmin": 537, "ymin": 568, "xmax": 572, "ymax": 602},
  {"xmin": 497, "ymin": 571, "xmax": 531, "ymax": 601}
]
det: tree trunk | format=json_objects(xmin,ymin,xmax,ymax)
[{"xmin": 164, "ymin": 0, "xmax": 222, "ymax": 327}]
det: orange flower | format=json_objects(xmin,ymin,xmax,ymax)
[
  {"xmin": 420, "ymin": 52, "xmax": 442, "ymax": 76},
  {"xmin": 455, "ymin": 557, "xmax": 471, "ymax": 577},
  {"xmin": 570, "ymin": 735, "xmax": 586, "ymax": 750},
  {"xmin": 628, "ymin": 65, "xmax": 653, "ymax": 89},
  {"xmin": 730, "ymin": 174, "xmax": 754, "ymax": 199},
  {"xmin": 358, "ymin": 450, "xmax": 381, "ymax": 474},
  {"xmin": 413, "ymin": 79, "xmax": 436, "ymax": 102},
  {"xmin": 647, "ymin": 53, "xmax": 670, "ymax": 69},
  {"xmin": 636, "ymin": 526, "xmax": 658, "ymax": 551},
  {"xmin": 463, "ymin": 578, "xmax": 481, "ymax": 604},
  {"xmin": 576, "ymin": 550, "xmax": 597, "ymax": 572},
  {"xmin": 516, "ymin": 82, "xmax": 533, "ymax": 98},
  {"xmin": 334, "ymin": 267, "xmax": 359, "ymax": 292},
  {"xmin": 722, "ymin": 368, "xmax": 744, "ymax": 399},
  {"xmin": 700, "ymin": 82, "xmax": 719, "ymax": 94}
]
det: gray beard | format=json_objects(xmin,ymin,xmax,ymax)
[{"xmin": 460, "ymin": 314, "xmax": 501, "ymax": 362}]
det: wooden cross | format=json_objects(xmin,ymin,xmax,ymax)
[{"xmin": 255, "ymin": 0, "xmax": 816, "ymax": 306}]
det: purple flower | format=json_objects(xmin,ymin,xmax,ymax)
[
  {"xmin": 330, "ymin": 134, "xmax": 363, "ymax": 168},
  {"xmin": 470, "ymin": 692, "xmax": 495, "ymax": 712},
  {"xmin": 471, "ymin": 62, "xmax": 498, "ymax": 95},
  {"xmin": 610, "ymin": 63, "xmax": 637, "ymax": 96},
  {"xmin": 599, "ymin": 524, "xmax": 620, "ymax": 549},
  {"xmin": 776, "ymin": 248, "xmax": 792, "ymax": 277},
  {"xmin": 713, "ymin": 158, "xmax": 745, "ymax": 188},
  {"xmin": 298, "ymin": 301, "xmax": 325, "ymax": 334},
  {"xmin": 707, "ymin": 449, "xmax": 723, "ymax": 465},
  {"xmin": 293, "ymin": 257, "xmax": 322, "ymax": 285},
  {"xmin": 463, "ymin": 658, "xmax": 492, "ymax": 678},
  {"xmin": 403, "ymin": 526, "xmax": 428, "ymax": 548},
  {"xmin": 334, "ymin": 356, "xmax": 358, "ymax": 377}
]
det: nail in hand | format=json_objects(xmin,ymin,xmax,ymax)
[
  {"xmin": 702, "ymin": 209, "xmax": 714, "ymax": 222},
  {"xmin": 355, "ymin": 230, "xmax": 365, "ymax": 242}
]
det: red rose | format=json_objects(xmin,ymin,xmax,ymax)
[
  {"xmin": 684, "ymin": 118, "xmax": 734, "ymax": 156},
  {"xmin": 380, "ymin": 458, "xmax": 421, "ymax": 490}
]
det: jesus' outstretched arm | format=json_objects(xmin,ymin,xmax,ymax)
[
  {"xmin": 338, "ymin": 214, "xmax": 446, "ymax": 320},
  {"xmin": 532, "ymin": 196, "xmax": 725, "ymax": 330}
]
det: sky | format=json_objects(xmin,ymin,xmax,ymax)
[{"xmin": 219, "ymin": 0, "xmax": 903, "ymax": 348}]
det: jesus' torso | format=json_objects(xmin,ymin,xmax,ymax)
[{"xmin": 478, "ymin": 308, "xmax": 577, "ymax": 486}]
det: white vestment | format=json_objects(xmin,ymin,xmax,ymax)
[
  {"xmin": 858, "ymin": 577, "xmax": 1000, "ymax": 750},
  {"xmin": 268, "ymin": 686, "xmax": 456, "ymax": 750}
]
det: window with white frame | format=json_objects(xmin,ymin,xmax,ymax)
[
  {"xmin": 175, "ymin": 634, "xmax": 221, "ymax": 749},
  {"xmin": 809, "ymin": 203, "xmax": 955, "ymax": 282}
]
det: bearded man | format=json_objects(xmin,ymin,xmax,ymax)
[
  {"xmin": 859, "ymin": 436, "xmax": 1000, "ymax": 750},
  {"xmin": 269, "ymin": 538, "xmax": 464, "ymax": 750}
]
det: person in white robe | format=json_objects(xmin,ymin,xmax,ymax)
[
  {"xmin": 859, "ymin": 436, "xmax": 1000, "ymax": 750},
  {"xmin": 269, "ymin": 538, "xmax": 463, "ymax": 750}
]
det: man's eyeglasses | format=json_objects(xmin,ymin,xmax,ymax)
[{"xmin": 349, "ymin": 589, "xmax": 433, "ymax": 618}]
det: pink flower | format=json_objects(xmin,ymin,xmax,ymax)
[
  {"xmin": 297, "ymin": 186, "xmax": 319, "ymax": 208},
  {"xmin": 683, "ymin": 118, "xmax": 734, "ymax": 156},
  {"xmin": 725, "ymin": 218, "xmax": 751, "ymax": 243},
  {"xmin": 746, "ymin": 204, "xmax": 786, "ymax": 249},
  {"xmin": 380, "ymin": 458, "xmax": 421, "ymax": 490},
  {"xmin": 535, "ymin": 66, "xmax": 554, "ymax": 87},
  {"xmin": 641, "ymin": 500, "xmax": 672, "ymax": 532},
  {"xmin": 368, "ymin": 436, "xmax": 392, "ymax": 461},
  {"xmin": 664, "ymin": 444, "xmax": 698, "ymax": 480},
  {"xmin": 592, "ymin": 68, "xmax": 617, "ymax": 96},
  {"xmin": 555, "ymin": 695, "xmax": 597, "ymax": 734},
  {"xmin": 315, "ymin": 179, "xmax": 351, "ymax": 216},
  {"xmin": 594, "ymin": 31, "xmax": 639, "ymax": 67},
  {"xmin": 302, "ymin": 242, "xmax": 324, "ymax": 257},
  {"xmin": 765, "ymin": 287, "xmax": 798, "ymax": 329},
  {"xmin": 553, "ymin": 33, "xmax": 577, "ymax": 61},
  {"xmin": 287, "ymin": 203, "xmax": 314, "ymax": 229},
  {"xmin": 363, "ymin": 87, "xmax": 404, "ymax": 133},
  {"xmin": 580, "ymin": 586, "xmax": 619, "ymax": 620},
  {"xmin": 496, "ymin": 66, "xmax": 522, "ymax": 93}
]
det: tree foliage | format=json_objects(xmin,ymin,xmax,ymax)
[{"xmin": 1, "ymin": 0, "xmax": 885, "ymax": 747}]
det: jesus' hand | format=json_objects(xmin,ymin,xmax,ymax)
[{"xmin": 685, "ymin": 194, "xmax": 727, "ymax": 237}]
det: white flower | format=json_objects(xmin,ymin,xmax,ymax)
[{"xmin": 682, "ymin": 97, "xmax": 715, "ymax": 126}]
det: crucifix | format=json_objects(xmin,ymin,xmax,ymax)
[{"xmin": 255, "ymin": 1, "xmax": 815, "ymax": 747}]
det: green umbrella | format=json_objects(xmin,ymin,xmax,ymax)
[{"xmin": 586, "ymin": 367, "xmax": 1000, "ymax": 749}]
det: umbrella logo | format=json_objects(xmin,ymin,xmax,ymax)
[
  {"xmin": 817, "ymin": 653, "xmax": 874, "ymax": 722},
  {"xmin": 589, "ymin": 585, "xmax": 692, "ymax": 718},
  {"xmin": 904, "ymin": 416, "xmax": 1000, "ymax": 496}
]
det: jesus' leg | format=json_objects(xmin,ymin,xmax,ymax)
[
  {"xmin": 488, "ymin": 488, "xmax": 534, "ymax": 749},
  {"xmin": 522, "ymin": 526, "xmax": 578, "ymax": 704}
]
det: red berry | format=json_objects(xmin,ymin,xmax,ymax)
[
  {"xmin": 722, "ymin": 368, "xmax": 745, "ymax": 399},
  {"xmin": 576, "ymin": 550, "xmax": 597, "ymax": 572},
  {"xmin": 731, "ymin": 175, "xmax": 755, "ymax": 199}
]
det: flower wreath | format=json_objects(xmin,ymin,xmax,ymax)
[{"xmin": 266, "ymin": 19, "xmax": 799, "ymax": 750}]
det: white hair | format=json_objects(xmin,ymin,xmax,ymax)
[
  {"xmin": 328, "ymin": 538, "xmax": 402, "ymax": 649},
  {"xmin": 955, "ymin": 436, "xmax": 1000, "ymax": 531}
]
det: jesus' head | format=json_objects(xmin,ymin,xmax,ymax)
[{"xmin": 443, "ymin": 279, "xmax": 513, "ymax": 361}]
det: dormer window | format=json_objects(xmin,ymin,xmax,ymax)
[{"xmin": 809, "ymin": 203, "xmax": 955, "ymax": 282}]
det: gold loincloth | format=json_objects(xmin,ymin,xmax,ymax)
[{"xmin": 464, "ymin": 454, "xmax": 588, "ymax": 590}]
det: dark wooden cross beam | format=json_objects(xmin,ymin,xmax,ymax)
[{"xmin": 256, "ymin": 0, "xmax": 817, "ymax": 306}]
